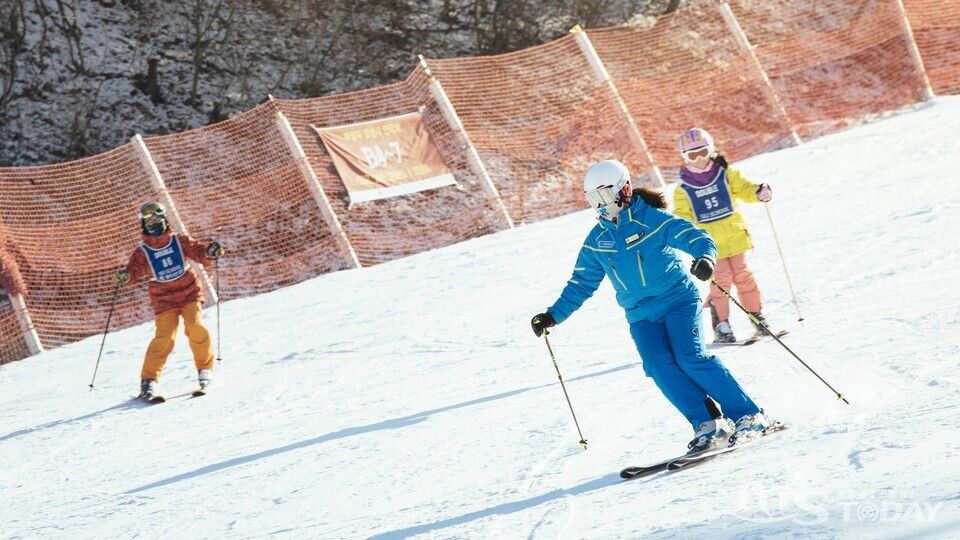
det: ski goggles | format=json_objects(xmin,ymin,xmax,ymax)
[
  {"xmin": 139, "ymin": 202, "xmax": 167, "ymax": 220},
  {"xmin": 681, "ymin": 147, "xmax": 711, "ymax": 162},
  {"xmin": 585, "ymin": 185, "xmax": 619, "ymax": 210}
]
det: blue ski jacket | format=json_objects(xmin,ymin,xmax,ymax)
[{"xmin": 548, "ymin": 196, "xmax": 717, "ymax": 325}]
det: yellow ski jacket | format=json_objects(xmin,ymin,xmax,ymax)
[{"xmin": 673, "ymin": 165, "xmax": 761, "ymax": 260}]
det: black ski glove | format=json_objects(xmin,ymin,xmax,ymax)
[
  {"xmin": 112, "ymin": 269, "xmax": 130, "ymax": 286},
  {"xmin": 690, "ymin": 257, "xmax": 715, "ymax": 281},
  {"xmin": 205, "ymin": 241, "xmax": 226, "ymax": 259},
  {"xmin": 531, "ymin": 312, "xmax": 556, "ymax": 337}
]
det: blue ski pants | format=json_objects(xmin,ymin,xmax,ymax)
[{"xmin": 629, "ymin": 297, "xmax": 759, "ymax": 430}]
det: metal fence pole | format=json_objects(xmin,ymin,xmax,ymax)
[
  {"xmin": 570, "ymin": 25, "xmax": 666, "ymax": 187},
  {"xmin": 417, "ymin": 56, "xmax": 514, "ymax": 230},
  {"xmin": 717, "ymin": 2, "xmax": 802, "ymax": 147},
  {"xmin": 271, "ymin": 105, "xmax": 361, "ymax": 269},
  {"xmin": 131, "ymin": 134, "xmax": 218, "ymax": 303}
]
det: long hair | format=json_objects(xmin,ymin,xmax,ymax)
[
  {"xmin": 713, "ymin": 151, "xmax": 729, "ymax": 169},
  {"xmin": 631, "ymin": 186, "xmax": 667, "ymax": 209}
]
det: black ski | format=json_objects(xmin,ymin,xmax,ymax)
[
  {"xmin": 619, "ymin": 461, "xmax": 670, "ymax": 480},
  {"xmin": 667, "ymin": 422, "xmax": 787, "ymax": 471},
  {"xmin": 620, "ymin": 445, "xmax": 738, "ymax": 479},
  {"xmin": 621, "ymin": 423, "xmax": 786, "ymax": 479},
  {"xmin": 708, "ymin": 329, "xmax": 788, "ymax": 347},
  {"xmin": 130, "ymin": 394, "xmax": 166, "ymax": 403},
  {"xmin": 740, "ymin": 329, "xmax": 789, "ymax": 346},
  {"xmin": 666, "ymin": 445, "xmax": 738, "ymax": 471},
  {"xmin": 621, "ymin": 398, "xmax": 728, "ymax": 479}
]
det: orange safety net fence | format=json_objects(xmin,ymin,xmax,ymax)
[
  {"xmin": 0, "ymin": 144, "xmax": 159, "ymax": 349},
  {"xmin": 588, "ymin": 1, "xmax": 797, "ymax": 172},
  {"xmin": 730, "ymin": 0, "xmax": 929, "ymax": 140},
  {"xmin": 426, "ymin": 35, "xmax": 654, "ymax": 224},
  {"xmin": 274, "ymin": 70, "xmax": 507, "ymax": 267},
  {"xmin": 0, "ymin": 234, "xmax": 31, "ymax": 364},
  {"xmin": 0, "ymin": 0, "xmax": 955, "ymax": 364},
  {"xmin": 0, "ymin": 297, "xmax": 32, "ymax": 364},
  {"xmin": 141, "ymin": 102, "xmax": 351, "ymax": 300},
  {"xmin": 903, "ymin": 0, "xmax": 960, "ymax": 95}
]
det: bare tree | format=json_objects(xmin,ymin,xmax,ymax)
[
  {"xmin": 182, "ymin": 0, "xmax": 240, "ymax": 106},
  {"xmin": 62, "ymin": 77, "xmax": 106, "ymax": 161},
  {"xmin": 50, "ymin": 0, "xmax": 85, "ymax": 74},
  {"xmin": 0, "ymin": 1, "xmax": 26, "ymax": 111},
  {"xmin": 469, "ymin": 0, "xmax": 546, "ymax": 55},
  {"xmin": 2, "ymin": 0, "xmax": 684, "ymax": 166}
]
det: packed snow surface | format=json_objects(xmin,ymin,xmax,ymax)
[{"xmin": 1, "ymin": 98, "xmax": 959, "ymax": 539}]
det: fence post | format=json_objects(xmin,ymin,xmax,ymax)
[
  {"xmin": 717, "ymin": 2, "xmax": 802, "ymax": 147},
  {"xmin": 570, "ymin": 25, "xmax": 666, "ymax": 187},
  {"xmin": 417, "ymin": 55, "xmax": 514, "ymax": 230},
  {"xmin": 271, "ymin": 105, "xmax": 362, "ymax": 269},
  {"xmin": 893, "ymin": 0, "xmax": 935, "ymax": 100},
  {"xmin": 10, "ymin": 294, "xmax": 42, "ymax": 355},
  {"xmin": 130, "ymin": 134, "xmax": 218, "ymax": 303}
]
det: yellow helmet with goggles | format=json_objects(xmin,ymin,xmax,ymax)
[{"xmin": 138, "ymin": 201, "xmax": 168, "ymax": 236}]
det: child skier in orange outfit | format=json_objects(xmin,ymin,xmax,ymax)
[
  {"xmin": 113, "ymin": 202, "xmax": 225, "ymax": 399},
  {"xmin": 673, "ymin": 128, "xmax": 776, "ymax": 344}
]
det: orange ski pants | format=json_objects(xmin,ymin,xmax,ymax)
[
  {"xmin": 706, "ymin": 253, "xmax": 762, "ymax": 323},
  {"xmin": 141, "ymin": 302, "xmax": 214, "ymax": 381}
]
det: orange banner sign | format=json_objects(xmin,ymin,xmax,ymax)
[{"xmin": 312, "ymin": 112, "xmax": 456, "ymax": 204}]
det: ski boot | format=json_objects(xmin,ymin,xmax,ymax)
[
  {"xmin": 749, "ymin": 311, "xmax": 770, "ymax": 337},
  {"xmin": 729, "ymin": 409, "xmax": 778, "ymax": 446},
  {"xmin": 137, "ymin": 379, "xmax": 157, "ymax": 400},
  {"xmin": 746, "ymin": 312, "xmax": 788, "ymax": 344},
  {"xmin": 687, "ymin": 417, "xmax": 736, "ymax": 454},
  {"xmin": 713, "ymin": 320, "xmax": 737, "ymax": 344},
  {"xmin": 710, "ymin": 297, "xmax": 737, "ymax": 343},
  {"xmin": 198, "ymin": 369, "xmax": 212, "ymax": 389}
]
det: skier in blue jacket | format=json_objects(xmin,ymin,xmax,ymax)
[{"xmin": 531, "ymin": 160, "xmax": 774, "ymax": 453}]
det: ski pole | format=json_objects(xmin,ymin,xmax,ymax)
[
  {"xmin": 764, "ymin": 202, "xmax": 804, "ymax": 323},
  {"xmin": 710, "ymin": 278, "xmax": 849, "ymax": 404},
  {"xmin": 215, "ymin": 258, "xmax": 221, "ymax": 363},
  {"xmin": 89, "ymin": 281, "xmax": 122, "ymax": 391},
  {"xmin": 542, "ymin": 331, "xmax": 588, "ymax": 448}
]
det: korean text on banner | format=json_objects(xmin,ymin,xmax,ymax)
[{"xmin": 312, "ymin": 112, "xmax": 456, "ymax": 204}]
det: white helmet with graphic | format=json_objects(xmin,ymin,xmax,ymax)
[{"xmin": 583, "ymin": 160, "xmax": 631, "ymax": 219}]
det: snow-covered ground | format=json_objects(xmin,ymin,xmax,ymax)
[{"xmin": 1, "ymin": 97, "xmax": 959, "ymax": 539}]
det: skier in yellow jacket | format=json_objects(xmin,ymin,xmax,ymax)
[{"xmin": 672, "ymin": 128, "xmax": 774, "ymax": 344}]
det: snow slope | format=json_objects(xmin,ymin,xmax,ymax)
[{"xmin": 1, "ymin": 97, "xmax": 959, "ymax": 539}]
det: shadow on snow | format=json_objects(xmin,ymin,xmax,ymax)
[
  {"xmin": 367, "ymin": 473, "xmax": 624, "ymax": 539},
  {"xmin": 0, "ymin": 398, "xmax": 159, "ymax": 444},
  {"xmin": 124, "ymin": 362, "xmax": 637, "ymax": 494}
]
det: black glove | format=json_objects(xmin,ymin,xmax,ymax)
[
  {"xmin": 205, "ymin": 241, "xmax": 225, "ymax": 259},
  {"xmin": 531, "ymin": 312, "xmax": 556, "ymax": 337},
  {"xmin": 690, "ymin": 257, "xmax": 715, "ymax": 281},
  {"xmin": 112, "ymin": 269, "xmax": 130, "ymax": 286}
]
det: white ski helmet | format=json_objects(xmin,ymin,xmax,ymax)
[
  {"xmin": 583, "ymin": 160, "xmax": 631, "ymax": 219},
  {"xmin": 678, "ymin": 127, "xmax": 715, "ymax": 163}
]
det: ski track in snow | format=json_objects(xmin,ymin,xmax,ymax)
[{"xmin": 1, "ymin": 97, "xmax": 960, "ymax": 539}]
